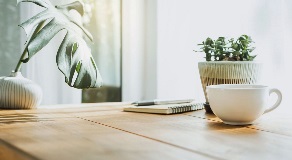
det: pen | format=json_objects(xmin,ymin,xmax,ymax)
[{"xmin": 131, "ymin": 99, "xmax": 194, "ymax": 106}]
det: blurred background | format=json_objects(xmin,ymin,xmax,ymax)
[
  {"xmin": 0, "ymin": 0, "xmax": 122, "ymax": 104},
  {"xmin": 0, "ymin": 0, "xmax": 291, "ymax": 114}
]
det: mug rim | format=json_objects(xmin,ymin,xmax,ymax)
[{"xmin": 206, "ymin": 84, "xmax": 268, "ymax": 90}]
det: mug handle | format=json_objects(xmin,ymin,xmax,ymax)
[{"xmin": 264, "ymin": 88, "xmax": 282, "ymax": 114}]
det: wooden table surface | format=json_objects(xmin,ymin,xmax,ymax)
[{"xmin": 0, "ymin": 102, "xmax": 291, "ymax": 160}]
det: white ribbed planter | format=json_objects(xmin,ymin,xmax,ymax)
[
  {"xmin": 198, "ymin": 61, "xmax": 262, "ymax": 113},
  {"xmin": 0, "ymin": 72, "xmax": 42, "ymax": 109}
]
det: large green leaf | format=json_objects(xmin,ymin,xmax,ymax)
[{"xmin": 18, "ymin": 0, "xmax": 102, "ymax": 88}]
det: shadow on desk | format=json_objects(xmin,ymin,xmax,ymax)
[{"xmin": 0, "ymin": 113, "xmax": 52, "ymax": 124}]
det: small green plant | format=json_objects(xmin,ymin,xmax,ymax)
[{"xmin": 195, "ymin": 35, "xmax": 256, "ymax": 61}]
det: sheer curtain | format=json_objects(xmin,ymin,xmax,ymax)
[{"xmin": 123, "ymin": 0, "xmax": 291, "ymax": 114}]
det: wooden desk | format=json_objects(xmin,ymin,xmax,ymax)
[{"xmin": 0, "ymin": 103, "xmax": 291, "ymax": 160}]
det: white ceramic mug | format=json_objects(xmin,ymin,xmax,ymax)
[{"xmin": 206, "ymin": 84, "xmax": 282, "ymax": 125}]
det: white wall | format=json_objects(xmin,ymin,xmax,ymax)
[
  {"xmin": 155, "ymin": 0, "xmax": 266, "ymax": 101},
  {"xmin": 122, "ymin": 0, "xmax": 157, "ymax": 102},
  {"xmin": 155, "ymin": 0, "xmax": 292, "ymax": 110}
]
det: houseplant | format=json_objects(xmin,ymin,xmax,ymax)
[
  {"xmin": 0, "ymin": 0, "xmax": 102, "ymax": 109},
  {"xmin": 195, "ymin": 35, "xmax": 262, "ymax": 113}
]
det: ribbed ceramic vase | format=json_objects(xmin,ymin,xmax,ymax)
[
  {"xmin": 0, "ymin": 71, "xmax": 42, "ymax": 109},
  {"xmin": 198, "ymin": 61, "xmax": 262, "ymax": 113}
]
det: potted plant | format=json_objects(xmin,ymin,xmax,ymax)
[
  {"xmin": 195, "ymin": 35, "xmax": 262, "ymax": 113},
  {"xmin": 0, "ymin": 0, "xmax": 102, "ymax": 109}
]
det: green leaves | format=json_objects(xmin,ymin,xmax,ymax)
[
  {"xmin": 18, "ymin": 0, "xmax": 102, "ymax": 88},
  {"xmin": 195, "ymin": 35, "xmax": 256, "ymax": 61}
]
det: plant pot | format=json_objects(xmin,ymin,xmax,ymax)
[
  {"xmin": 198, "ymin": 61, "xmax": 262, "ymax": 113},
  {"xmin": 0, "ymin": 71, "xmax": 42, "ymax": 109}
]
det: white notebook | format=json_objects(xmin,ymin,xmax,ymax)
[{"xmin": 123, "ymin": 102, "xmax": 204, "ymax": 114}]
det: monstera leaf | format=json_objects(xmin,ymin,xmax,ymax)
[{"xmin": 17, "ymin": 0, "xmax": 102, "ymax": 88}]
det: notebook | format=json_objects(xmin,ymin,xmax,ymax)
[{"xmin": 123, "ymin": 102, "xmax": 204, "ymax": 114}]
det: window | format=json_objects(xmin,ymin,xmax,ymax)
[{"xmin": 81, "ymin": 0, "xmax": 122, "ymax": 103}]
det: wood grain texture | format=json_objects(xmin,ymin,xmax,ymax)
[
  {"xmin": 0, "ymin": 102, "xmax": 291, "ymax": 160},
  {"xmin": 198, "ymin": 62, "xmax": 262, "ymax": 103}
]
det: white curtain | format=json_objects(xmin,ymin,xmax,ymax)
[{"xmin": 123, "ymin": 0, "xmax": 291, "ymax": 114}]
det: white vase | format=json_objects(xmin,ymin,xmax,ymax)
[{"xmin": 0, "ymin": 71, "xmax": 42, "ymax": 109}]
